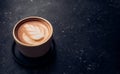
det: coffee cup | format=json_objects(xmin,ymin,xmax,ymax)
[{"xmin": 13, "ymin": 16, "xmax": 53, "ymax": 58}]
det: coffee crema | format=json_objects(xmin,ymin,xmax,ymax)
[{"xmin": 18, "ymin": 21, "xmax": 49, "ymax": 45}]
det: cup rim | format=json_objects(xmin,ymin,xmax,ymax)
[{"xmin": 13, "ymin": 16, "xmax": 53, "ymax": 47}]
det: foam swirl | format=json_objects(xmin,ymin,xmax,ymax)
[
  {"xmin": 23, "ymin": 24, "xmax": 44, "ymax": 40},
  {"xmin": 18, "ymin": 21, "xmax": 49, "ymax": 45}
]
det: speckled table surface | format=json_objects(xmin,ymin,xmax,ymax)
[{"xmin": 0, "ymin": 0, "xmax": 120, "ymax": 74}]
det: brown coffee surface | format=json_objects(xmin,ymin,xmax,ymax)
[{"xmin": 18, "ymin": 21, "xmax": 49, "ymax": 45}]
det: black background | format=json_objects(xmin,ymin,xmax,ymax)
[{"xmin": 0, "ymin": 0, "xmax": 120, "ymax": 74}]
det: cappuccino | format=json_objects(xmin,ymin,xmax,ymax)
[
  {"xmin": 13, "ymin": 17, "xmax": 53, "ymax": 46},
  {"xmin": 18, "ymin": 21, "xmax": 49, "ymax": 45},
  {"xmin": 13, "ymin": 16, "xmax": 53, "ymax": 57}
]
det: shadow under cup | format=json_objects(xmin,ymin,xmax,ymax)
[{"xmin": 13, "ymin": 16, "xmax": 53, "ymax": 58}]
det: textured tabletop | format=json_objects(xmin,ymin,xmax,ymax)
[{"xmin": 0, "ymin": 0, "xmax": 120, "ymax": 74}]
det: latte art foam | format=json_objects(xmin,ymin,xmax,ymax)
[
  {"xmin": 23, "ymin": 24, "xmax": 44, "ymax": 40},
  {"xmin": 18, "ymin": 21, "xmax": 49, "ymax": 45}
]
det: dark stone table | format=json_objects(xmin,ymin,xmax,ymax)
[{"xmin": 0, "ymin": 0, "xmax": 120, "ymax": 74}]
